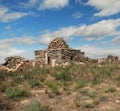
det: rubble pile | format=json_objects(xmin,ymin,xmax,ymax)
[
  {"xmin": 107, "ymin": 55, "xmax": 119, "ymax": 63},
  {"xmin": 2, "ymin": 56, "xmax": 26, "ymax": 72},
  {"xmin": 98, "ymin": 55, "xmax": 119, "ymax": 64},
  {"xmin": 48, "ymin": 37, "xmax": 69, "ymax": 49}
]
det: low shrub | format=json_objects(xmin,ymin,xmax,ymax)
[
  {"xmin": 105, "ymin": 87, "xmax": 116, "ymax": 93},
  {"xmin": 13, "ymin": 76, "xmax": 24, "ymax": 84},
  {"xmin": 0, "ymin": 81, "xmax": 14, "ymax": 92},
  {"xmin": 29, "ymin": 79, "xmax": 40, "ymax": 88},
  {"xmin": 5, "ymin": 87, "xmax": 29, "ymax": 99},
  {"xmin": 84, "ymin": 103, "xmax": 94, "ymax": 108},
  {"xmin": 45, "ymin": 81, "xmax": 58, "ymax": 94},
  {"xmin": 24, "ymin": 72, "xmax": 33, "ymax": 80},
  {"xmin": 55, "ymin": 72, "xmax": 71, "ymax": 81},
  {"xmin": 87, "ymin": 91, "xmax": 97, "ymax": 98},
  {"xmin": 0, "ymin": 70, "xmax": 7, "ymax": 80},
  {"xmin": 76, "ymin": 80, "xmax": 87, "ymax": 88},
  {"xmin": 99, "ymin": 95, "xmax": 108, "ymax": 101},
  {"xmin": 24, "ymin": 100, "xmax": 48, "ymax": 111}
]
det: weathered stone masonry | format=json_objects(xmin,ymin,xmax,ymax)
[{"xmin": 34, "ymin": 37, "xmax": 86, "ymax": 66}]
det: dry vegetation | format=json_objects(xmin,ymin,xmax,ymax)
[{"xmin": 0, "ymin": 62, "xmax": 120, "ymax": 111}]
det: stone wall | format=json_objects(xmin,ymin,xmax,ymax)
[
  {"xmin": 34, "ymin": 49, "xmax": 85, "ymax": 66},
  {"xmin": 61, "ymin": 49, "xmax": 85, "ymax": 62},
  {"xmin": 34, "ymin": 50, "xmax": 46, "ymax": 63},
  {"xmin": 34, "ymin": 37, "xmax": 86, "ymax": 66}
]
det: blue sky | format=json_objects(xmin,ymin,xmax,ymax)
[{"xmin": 0, "ymin": 0, "xmax": 120, "ymax": 63}]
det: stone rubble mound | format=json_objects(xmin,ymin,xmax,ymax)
[
  {"xmin": 107, "ymin": 55, "xmax": 118, "ymax": 62},
  {"xmin": 48, "ymin": 37, "xmax": 69, "ymax": 49},
  {"xmin": 2, "ymin": 56, "xmax": 26, "ymax": 72}
]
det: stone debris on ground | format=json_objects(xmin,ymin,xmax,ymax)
[
  {"xmin": 3, "ymin": 56, "xmax": 25, "ymax": 68},
  {"xmin": 98, "ymin": 55, "xmax": 119, "ymax": 64},
  {"xmin": 0, "ymin": 37, "xmax": 120, "ymax": 72},
  {"xmin": 2, "ymin": 56, "xmax": 27, "ymax": 72},
  {"xmin": 107, "ymin": 55, "xmax": 119, "ymax": 63}
]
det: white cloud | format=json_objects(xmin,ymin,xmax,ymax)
[
  {"xmin": 0, "ymin": 36, "xmax": 35, "ymax": 63},
  {"xmin": 75, "ymin": 19, "xmax": 120, "ymax": 40},
  {"xmin": 80, "ymin": 45, "xmax": 120, "ymax": 58},
  {"xmin": 1, "ymin": 18, "xmax": 120, "ymax": 62},
  {"xmin": 39, "ymin": 19, "xmax": 120, "ymax": 44},
  {"xmin": 111, "ymin": 36, "xmax": 120, "ymax": 44},
  {"xmin": 0, "ymin": 44, "xmax": 24, "ymax": 63},
  {"xmin": 72, "ymin": 12, "xmax": 82, "ymax": 19},
  {"xmin": 87, "ymin": 0, "xmax": 120, "ymax": 17},
  {"xmin": 20, "ymin": 0, "xmax": 69, "ymax": 10},
  {"xmin": 0, "ymin": 6, "xmax": 8, "ymax": 16},
  {"xmin": 1, "ymin": 12, "xmax": 28, "ymax": 22},
  {"xmin": 21, "ymin": 0, "xmax": 38, "ymax": 8},
  {"xmin": 39, "ymin": 0, "xmax": 69, "ymax": 10},
  {"xmin": 39, "ymin": 26, "xmax": 77, "ymax": 44},
  {"xmin": 0, "ymin": 6, "xmax": 29, "ymax": 22},
  {"xmin": 0, "ymin": 36, "xmax": 36, "ymax": 45}
]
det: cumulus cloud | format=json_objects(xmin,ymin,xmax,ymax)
[
  {"xmin": 0, "ymin": 36, "xmax": 36, "ymax": 45},
  {"xmin": 0, "ymin": 6, "xmax": 29, "ymax": 22},
  {"xmin": 39, "ymin": 26, "xmax": 76, "ymax": 44},
  {"xmin": 39, "ymin": 0, "xmax": 69, "ymax": 10},
  {"xmin": 0, "ymin": 44, "xmax": 24, "ymax": 63},
  {"xmin": 80, "ymin": 45, "xmax": 120, "ymax": 58},
  {"xmin": 75, "ymin": 19, "xmax": 120, "ymax": 40},
  {"xmin": 87, "ymin": 0, "xmax": 120, "ymax": 17},
  {"xmin": 0, "ymin": 36, "xmax": 35, "ymax": 63},
  {"xmin": 39, "ymin": 19, "xmax": 120, "ymax": 44},
  {"xmin": 1, "ymin": 18, "xmax": 120, "ymax": 62}
]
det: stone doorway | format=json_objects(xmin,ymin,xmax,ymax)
[
  {"xmin": 48, "ymin": 56, "xmax": 51, "ymax": 64},
  {"xmin": 70, "ymin": 56, "xmax": 74, "ymax": 61}
]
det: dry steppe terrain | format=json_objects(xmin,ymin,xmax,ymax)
[{"xmin": 0, "ymin": 62, "xmax": 120, "ymax": 111}]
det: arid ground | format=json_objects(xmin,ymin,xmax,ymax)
[{"xmin": 0, "ymin": 62, "xmax": 120, "ymax": 111}]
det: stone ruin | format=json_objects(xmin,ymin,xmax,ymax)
[
  {"xmin": 107, "ymin": 55, "xmax": 119, "ymax": 63},
  {"xmin": 35, "ymin": 37, "xmax": 87, "ymax": 67},
  {"xmin": 48, "ymin": 37, "xmax": 69, "ymax": 49},
  {"xmin": 98, "ymin": 55, "xmax": 119, "ymax": 64},
  {"xmin": 1, "ymin": 56, "xmax": 35, "ymax": 72},
  {"xmin": 0, "ymin": 37, "xmax": 87, "ymax": 71},
  {"xmin": 1, "ymin": 37, "xmax": 119, "ymax": 72},
  {"xmin": 1, "ymin": 56, "xmax": 26, "ymax": 72}
]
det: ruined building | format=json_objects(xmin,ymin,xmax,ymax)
[
  {"xmin": 1, "ymin": 56, "xmax": 34, "ymax": 72},
  {"xmin": 34, "ymin": 37, "xmax": 86, "ymax": 66},
  {"xmin": 98, "ymin": 55, "xmax": 119, "ymax": 64}
]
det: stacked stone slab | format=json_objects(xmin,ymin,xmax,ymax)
[
  {"xmin": 3, "ymin": 56, "xmax": 25, "ymax": 68},
  {"xmin": 48, "ymin": 37, "xmax": 69, "ymax": 49},
  {"xmin": 35, "ymin": 37, "xmax": 87, "ymax": 66},
  {"xmin": 2, "ymin": 56, "xmax": 26, "ymax": 72}
]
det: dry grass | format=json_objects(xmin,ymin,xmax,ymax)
[{"xmin": 0, "ymin": 63, "xmax": 120, "ymax": 111}]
